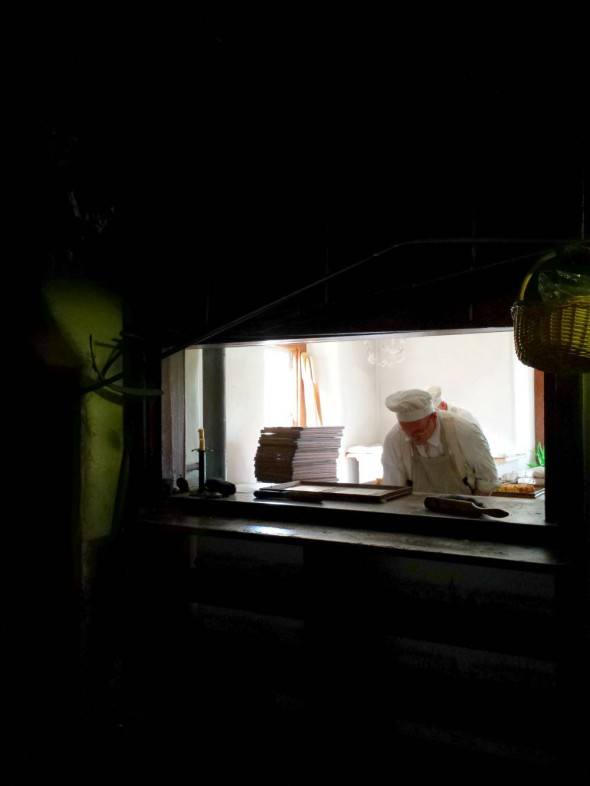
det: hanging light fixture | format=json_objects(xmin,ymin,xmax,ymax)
[{"xmin": 365, "ymin": 337, "xmax": 406, "ymax": 367}]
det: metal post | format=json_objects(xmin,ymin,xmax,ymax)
[{"xmin": 203, "ymin": 347, "xmax": 226, "ymax": 480}]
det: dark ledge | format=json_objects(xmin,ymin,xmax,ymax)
[{"xmin": 136, "ymin": 492, "xmax": 565, "ymax": 573}]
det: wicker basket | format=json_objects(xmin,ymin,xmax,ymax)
[{"xmin": 511, "ymin": 247, "xmax": 590, "ymax": 374}]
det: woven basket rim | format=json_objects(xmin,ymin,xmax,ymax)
[
  {"xmin": 512, "ymin": 250, "xmax": 590, "ymax": 373},
  {"xmin": 517, "ymin": 242, "xmax": 590, "ymax": 301}
]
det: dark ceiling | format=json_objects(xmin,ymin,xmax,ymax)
[{"xmin": 38, "ymin": 20, "xmax": 588, "ymax": 346}]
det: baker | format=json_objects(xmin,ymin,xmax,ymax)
[{"xmin": 382, "ymin": 388, "xmax": 498, "ymax": 495}]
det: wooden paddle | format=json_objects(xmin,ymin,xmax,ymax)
[{"xmin": 424, "ymin": 496, "xmax": 509, "ymax": 518}]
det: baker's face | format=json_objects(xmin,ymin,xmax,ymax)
[{"xmin": 400, "ymin": 412, "xmax": 437, "ymax": 444}]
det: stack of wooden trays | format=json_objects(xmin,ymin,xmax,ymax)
[{"xmin": 254, "ymin": 426, "xmax": 344, "ymax": 483}]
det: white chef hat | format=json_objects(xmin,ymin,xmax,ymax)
[
  {"xmin": 385, "ymin": 388, "xmax": 435, "ymax": 422},
  {"xmin": 426, "ymin": 385, "xmax": 442, "ymax": 407}
]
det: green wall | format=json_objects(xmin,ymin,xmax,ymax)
[
  {"xmin": 43, "ymin": 279, "xmax": 124, "ymax": 542},
  {"xmin": 584, "ymin": 372, "xmax": 590, "ymax": 539}
]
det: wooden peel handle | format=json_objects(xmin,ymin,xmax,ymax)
[{"xmin": 424, "ymin": 496, "xmax": 483, "ymax": 517}]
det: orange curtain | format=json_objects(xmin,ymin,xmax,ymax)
[{"xmin": 288, "ymin": 345, "xmax": 323, "ymax": 426}]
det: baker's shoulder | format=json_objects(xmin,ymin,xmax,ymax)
[
  {"xmin": 441, "ymin": 410, "xmax": 482, "ymax": 437},
  {"xmin": 383, "ymin": 424, "xmax": 402, "ymax": 445}
]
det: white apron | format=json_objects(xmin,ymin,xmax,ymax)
[{"xmin": 410, "ymin": 420, "xmax": 472, "ymax": 494}]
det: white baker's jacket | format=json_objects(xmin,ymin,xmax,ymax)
[
  {"xmin": 445, "ymin": 405, "xmax": 480, "ymax": 428},
  {"xmin": 382, "ymin": 412, "xmax": 498, "ymax": 493}
]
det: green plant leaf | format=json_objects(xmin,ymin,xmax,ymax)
[{"xmin": 528, "ymin": 443, "xmax": 545, "ymax": 468}]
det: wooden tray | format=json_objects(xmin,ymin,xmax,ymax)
[
  {"xmin": 492, "ymin": 486, "xmax": 545, "ymax": 499},
  {"xmin": 254, "ymin": 481, "xmax": 412, "ymax": 503}
]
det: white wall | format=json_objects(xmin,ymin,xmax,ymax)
[
  {"xmin": 307, "ymin": 341, "xmax": 379, "ymax": 481},
  {"xmin": 376, "ymin": 332, "xmax": 534, "ymax": 459},
  {"xmin": 220, "ymin": 332, "xmax": 535, "ymax": 485},
  {"xmin": 185, "ymin": 349, "xmax": 203, "ymax": 459},
  {"xmin": 184, "ymin": 348, "xmax": 203, "ymax": 489},
  {"xmin": 512, "ymin": 345, "xmax": 536, "ymax": 461},
  {"xmin": 225, "ymin": 346, "xmax": 267, "ymax": 483},
  {"xmin": 307, "ymin": 341, "xmax": 378, "ymax": 445},
  {"xmin": 223, "ymin": 342, "xmax": 380, "ymax": 484}
]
